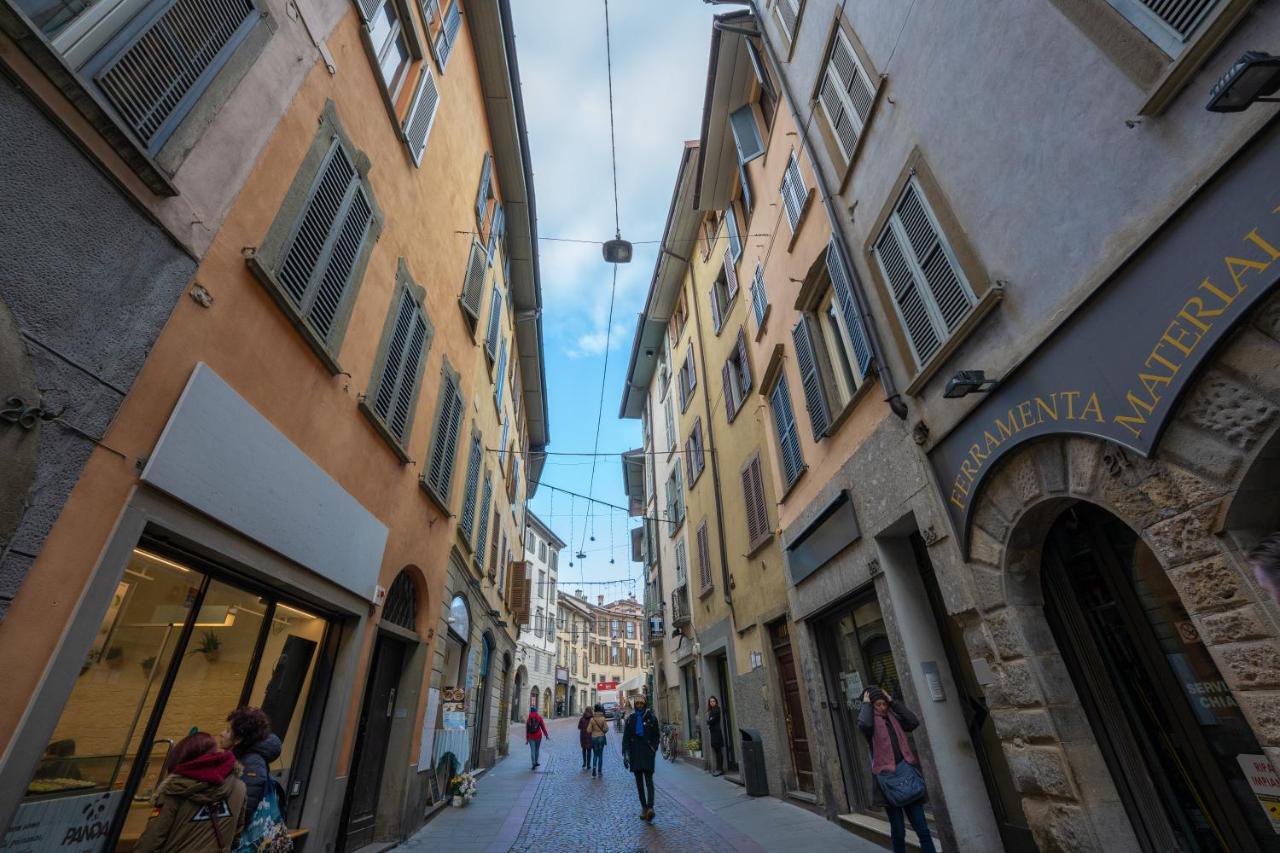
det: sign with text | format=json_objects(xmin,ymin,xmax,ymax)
[
  {"xmin": 930, "ymin": 123, "xmax": 1280, "ymax": 552},
  {"xmin": 1235, "ymin": 754, "xmax": 1280, "ymax": 833},
  {"xmin": 1, "ymin": 791, "xmax": 122, "ymax": 852}
]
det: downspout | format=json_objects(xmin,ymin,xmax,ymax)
[
  {"xmin": 666, "ymin": 248, "xmax": 738, "ymax": 624},
  {"xmin": 721, "ymin": 7, "xmax": 909, "ymax": 420}
]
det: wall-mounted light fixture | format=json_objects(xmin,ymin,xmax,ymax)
[
  {"xmin": 1207, "ymin": 51, "xmax": 1280, "ymax": 112},
  {"xmin": 943, "ymin": 370, "xmax": 999, "ymax": 399}
]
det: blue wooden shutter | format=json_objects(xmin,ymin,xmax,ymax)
[
  {"xmin": 792, "ymin": 316, "xmax": 831, "ymax": 440},
  {"xmin": 826, "ymin": 239, "xmax": 873, "ymax": 377},
  {"xmin": 475, "ymin": 472, "xmax": 493, "ymax": 555},
  {"xmin": 751, "ymin": 263, "xmax": 768, "ymax": 326},
  {"xmin": 770, "ymin": 375, "xmax": 804, "ymax": 486},
  {"xmin": 459, "ymin": 432, "xmax": 482, "ymax": 538},
  {"xmin": 484, "ymin": 285, "xmax": 502, "ymax": 357},
  {"xmin": 494, "ymin": 337, "xmax": 508, "ymax": 408}
]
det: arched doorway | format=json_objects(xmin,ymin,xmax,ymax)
[
  {"xmin": 1042, "ymin": 503, "xmax": 1275, "ymax": 851},
  {"xmin": 543, "ymin": 688, "xmax": 552, "ymax": 718},
  {"xmin": 498, "ymin": 653, "xmax": 512, "ymax": 752},
  {"xmin": 512, "ymin": 666, "xmax": 527, "ymax": 723}
]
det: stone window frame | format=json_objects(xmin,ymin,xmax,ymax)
[
  {"xmin": 1044, "ymin": 0, "xmax": 1256, "ymax": 116},
  {"xmin": 0, "ymin": 0, "xmax": 276, "ymax": 194},
  {"xmin": 862, "ymin": 148, "xmax": 1003, "ymax": 397},
  {"xmin": 247, "ymin": 100, "xmax": 385, "ymax": 376},
  {"xmin": 358, "ymin": 258, "xmax": 434, "ymax": 462},
  {"xmin": 810, "ymin": 13, "xmax": 885, "ymax": 195}
]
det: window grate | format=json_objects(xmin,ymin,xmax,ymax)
[
  {"xmin": 95, "ymin": 0, "xmax": 256, "ymax": 151},
  {"xmin": 383, "ymin": 570, "xmax": 417, "ymax": 630}
]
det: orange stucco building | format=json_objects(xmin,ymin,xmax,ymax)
[{"xmin": 0, "ymin": 0, "xmax": 546, "ymax": 849}]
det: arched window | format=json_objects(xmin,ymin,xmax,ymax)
[{"xmin": 383, "ymin": 570, "xmax": 418, "ymax": 631}]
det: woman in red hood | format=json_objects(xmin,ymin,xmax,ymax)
[{"xmin": 135, "ymin": 732, "xmax": 247, "ymax": 853}]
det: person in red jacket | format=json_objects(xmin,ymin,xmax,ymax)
[{"xmin": 525, "ymin": 706, "xmax": 550, "ymax": 770}]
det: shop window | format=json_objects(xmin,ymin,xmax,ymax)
[
  {"xmin": 421, "ymin": 360, "xmax": 465, "ymax": 509},
  {"xmin": 12, "ymin": 546, "xmax": 331, "ymax": 849},
  {"xmin": 247, "ymin": 104, "xmax": 383, "ymax": 374}
]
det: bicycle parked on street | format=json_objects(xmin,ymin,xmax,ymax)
[{"xmin": 660, "ymin": 723, "xmax": 681, "ymax": 762}]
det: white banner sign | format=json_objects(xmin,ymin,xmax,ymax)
[
  {"xmin": 1, "ymin": 791, "xmax": 123, "ymax": 853},
  {"xmin": 416, "ymin": 687, "xmax": 440, "ymax": 772}
]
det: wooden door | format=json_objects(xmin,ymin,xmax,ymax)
[
  {"xmin": 342, "ymin": 635, "xmax": 405, "ymax": 850},
  {"xmin": 770, "ymin": 622, "xmax": 814, "ymax": 793}
]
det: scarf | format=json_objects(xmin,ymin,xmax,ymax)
[
  {"xmin": 634, "ymin": 709, "xmax": 646, "ymax": 736},
  {"xmin": 870, "ymin": 709, "xmax": 915, "ymax": 774},
  {"xmin": 173, "ymin": 750, "xmax": 236, "ymax": 784}
]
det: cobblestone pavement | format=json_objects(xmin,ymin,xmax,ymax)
[{"xmin": 396, "ymin": 716, "xmax": 875, "ymax": 853}]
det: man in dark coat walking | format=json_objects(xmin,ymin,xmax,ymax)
[{"xmin": 621, "ymin": 695, "xmax": 661, "ymax": 821}]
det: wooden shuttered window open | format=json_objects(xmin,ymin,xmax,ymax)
[
  {"xmin": 494, "ymin": 337, "xmax": 508, "ymax": 408},
  {"xmin": 773, "ymin": 0, "xmax": 799, "ymax": 40},
  {"xmin": 90, "ymin": 0, "xmax": 258, "ymax": 154},
  {"xmin": 770, "ymin": 374, "xmax": 805, "ymax": 487},
  {"xmin": 473, "ymin": 472, "xmax": 493, "ymax": 564},
  {"xmin": 818, "ymin": 27, "xmax": 876, "ymax": 163},
  {"xmin": 484, "ymin": 285, "xmax": 503, "ymax": 358},
  {"xmin": 723, "ymin": 328, "xmax": 752, "ymax": 423},
  {"xmin": 825, "ymin": 238, "xmax": 873, "ymax": 377},
  {"xmin": 751, "ymin": 263, "xmax": 768, "ymax": 327},
  {"xmin": 422, "ymin": 366, "xmax": 464, "ymax": 506},
  {"xmin": 742, "ymin": 455, "xmax": 771, "ymax": 551},
  {"xmin": 459, "ymin": 239, "xmax": 487, "ymax": 324},
  {"xmin": 435, "ymin": 0, "xmax": 462, "ymax": 68},
  {"xmin": 371, "ymin": 288, "xmax": 431, "ymax": 443},
  {"xmin": 780, "ymin": 153, "xmax": 807, "ymax": 232},
  {"xmin": 696, "ymin": 521, "xmax": 713, "ymax": 593},
  {"xmin": 507, "ymin": 560, "xmax": 530, "ymax": 624},
  {"xmin": 276, "ymin": 140, "xmax": 374, "ymax": 345},
  {"xmin": 872, "ymin": 177, "xmax": 975, "ymax": 367},
  {"xmin": 475, "ymin": 152, "xmax": 493, "ymax": 226},
  {"xmin": 402, "ymin": 66, "xmax": 440, "ymax": 165},
  {"xmin": 724, "ymin": 247, "xmax": 740, "ymax": 303},
  {"xmin": 458, "ymin": 432, "xmax": 483, "ymax": 541},
  {"xmin": 792, "ymin": 315, "xmax": 832, "ymax": 440}
]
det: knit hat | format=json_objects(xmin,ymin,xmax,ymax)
[{"xmin": 866, "ymin": 686, "xmax": 888, "ymax": 704}]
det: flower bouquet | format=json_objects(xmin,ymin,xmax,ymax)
[{"xmin": 449, "ymin": 771, "xmax": 478, "ymax": 806}]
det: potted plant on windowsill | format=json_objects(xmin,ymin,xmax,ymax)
[
  {"xmin": 190, "ymin": 631, "xmax": 221, "ymax": 663},
  {"xmin": 104, "ymin": 646, "xmax": 124, "ymax": 670}
]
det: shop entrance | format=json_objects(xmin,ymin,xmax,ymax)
[
  {"xmin": 340, "ymin": 633, "xmax": 407, "ymax": 850},
  {"xmin": 769, "ymin": 621, "xmax": 814, "ymax": 794},
  {"xmin": 1043, "ymin": 503, "xmax": 1278, "ymax": 852},
  {"xmin": 712, "ymin": 655, "xmax": 738, "ymax": 772},
  {"xmin": 470, "ymin": 633, "xmax": 494, "ymax": 765},
  {"xmin": 681, "ymin": 662, "xmax": 701, "ymax": 741},
  {"xmin": 4, "ymin": 543, "xmax": 332, "ymax": 852}
]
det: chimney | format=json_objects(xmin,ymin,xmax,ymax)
[{"xmin": 598, "ymin": 595, "xmax": 604, "ymax": 606}]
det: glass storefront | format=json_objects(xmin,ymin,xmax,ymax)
[{"xmin": 4, "ymin": 543, "xmax": 333, "ymax": 852}]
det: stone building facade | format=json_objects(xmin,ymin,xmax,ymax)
[{"xmin": 517, "ymin": 511, "xmax": 563, "ymax": 718}]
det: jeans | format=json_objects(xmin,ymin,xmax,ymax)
[
  {"xmin": 591, "ymin": 736, "xmax": 606, "ymax": 771},
  {"xmin": 886, "ymin": 800, "xmax": 936, "ymax": 853},
  {"xmin": 528, "ymin": 738, "xmax": 541, "ymax": 767},
  {"xmin": 633, "ymin": 770, "xmax": 655, "ymax": 809}
]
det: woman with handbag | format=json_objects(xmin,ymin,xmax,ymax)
[{"xmin": 858, "ymin": 687, "xmax": 937, "ymax": 853}]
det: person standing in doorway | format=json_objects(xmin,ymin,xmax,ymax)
[
  {"xmin": 525, "ymin": 705, "xmax": 549, "ymax": 770},
  {"xmin": 587, "ymin": 703, "xmax": 610, "ymax": 777},
  {"xmin": 622, "ymin": 695, "xmax": 660, "ymax": 821},
  {"xmin": 858, "ymin": 687, "xmax": 937, "ymax": 853},
  {"xmin": 578, "ymin": 706, "xmax": 593, "ymax": 770},
  {"xmin": 706, "ymin": 696, "xmax": 725, "ymax": 777},
  {"xmin": 218, "ymin": 706, "xmax": 280, "ymax": 820}
]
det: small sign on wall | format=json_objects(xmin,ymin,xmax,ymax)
[{"xmin": 920, "ymin": 661, "xmax": 945, "ymax": 702}]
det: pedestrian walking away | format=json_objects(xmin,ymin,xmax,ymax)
[
  {"xmin": 525, "ymin": 705, "xmax": 550, "ymax": 769},
  {"xmin": 218, "ymin": 705, "xmax": 280, "ymax": 821},
  {"xmin": 577, "ymin": 706, "xmax": 593, "ymax": 770},
  {"xmin": 858, "ymin": 687, "xmax": 937, "ymax": 853},
  {"xmin": 622, "ymin": 695, "xmax": 661, "ymax": 821},
  {"xmin": 134, "ymin": 731, "xmax": 246, "ymax": 853},
  {"xmin": 706, "ymin": 696, "xmax": 725, "ymax": 777},
  {"xmin": 587, "ymin": 703, "xmax": 610, "ymax": 777}
]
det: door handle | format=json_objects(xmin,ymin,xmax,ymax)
[{"xmin": 386, "ymin": 687, "xmax": 397, "ymax": 718}]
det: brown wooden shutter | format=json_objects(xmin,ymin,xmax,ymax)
[
  {"xmin": 723, "ymin": 361, "xmax": 737, "ymax": 422},
  {"xmin": 507, "ymin": 560, "xmax": 531, "ymax": 623},
  {"xmin": 742, "ymin": 462, "xmax": 762, "ymax": 545},
  {"xmin": 697, "ymin": 522, "xmax": 713, "ymax": 592}
]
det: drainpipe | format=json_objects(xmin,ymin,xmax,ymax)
[
  {"xmin": 713, "ymin": 7, "xmax": 909, "ymax": 421},
  {"xmin": 665, "ymin": 248, "xmax": 739, "ymax": 626}
]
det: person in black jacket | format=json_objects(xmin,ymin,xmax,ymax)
[
  {"xmin": 621, "ymin": 695, "xmax": 661, "ymax": 821},
  {"xmin": 857, "ymin": 687, "xmax": 936, "ymax": 853},
  {"xmin": 218, "ymin": 706, "xmax": 282, "ymax": 820},
  {"xmin": 705, "ymin": 697, "xmax": 725, "ymax": 777}
]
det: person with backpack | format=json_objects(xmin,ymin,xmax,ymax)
[
  {"xmin": 622, "ymin": 696, "xmax": 661, "ymax": 821},
  {"xmin": 217, "ymin": 707, "xmax": 280, "ymax": 821},
  {"xmin": 586, "ymin": 704, "xmax": 610, "ymax": 778},
  {"xmin": 525, "ymin": 705, "xmax": 549, "ymax": 770},
  {"xmin": 577, "ymin": 706, "xmax": 593, "ymax": 770},
  {"xmin": 134, "ymin": 731, "xmax": 246, "ymax": 852}
]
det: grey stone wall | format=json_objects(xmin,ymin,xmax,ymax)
[
  {"xmin": 955, "ymin": 290, "xmax": 1280, "ymax": 851},
  {"xmin": 0, "ymin": 77, "xmax": 195, "ymax": 621}
]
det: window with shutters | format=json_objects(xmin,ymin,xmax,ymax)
[
  {"xmin": 357, "ymin": 0, "xmax": 421, "ymax": 105},
  {"xmin": 768, "ymin": 0, "xmax": 803, "ymax": 44},
  {"xmin": 458, "ymin": 238, "xmax": 488, "ymax": 331},
  {"xmin": 1101, "ymin": 0, "xmax": 1220, "ymax": 56},
  {"xmin": 817, "ymin": 24, "xmax": 879, "ymax": 167},
  {"xmin": 674, "ymin": 538, "xmax": 688, "ymax": 586},
  {"xmin": 457, "ymin": 429, "xmax": 483, "ymax": 546},
  {"xmin": 741, "ymin": 453, "xmax": 772, "ymax": 553},
  {"xmin": 872, "ymin": 174, "xmax": 977, "ymax": 369},
  {"xmin": 685, "ymin": 418, "xmax": 706, "ymax": 485},
  {"xmin": 780, "ymin": 153, "xmax": 810, "ymax": 234},
  {"xmin": 494, "ymin": 336, "xmax": 508, "ymax": 410},
  {"xmin": 665, "ymin": 467, "xmax": 685, "ymax": 533},
  {"xmin": 402, "ymin": 65, "xmax": 441, "ymax": 165},
  {"xmin": 488, "ymin": 205, "xmax": 506, "ymax": 263},
  {"xmin": 359, "ymin": 261, "xmax": 434, "ymax": 460},
  {"xmin": 678, "ymin": 345, "xmax": 697, "ymax": 413},
  {"xmin": 696, "ymin": 521, "xmax": 713, "ymax": 594},
  {"xmin": 473, "ymin": 471, "xmax": 493, "ymax": 569},
  {"xmin": 488, "ymin": 510, "xmax": 501, "ymax": 579},
  {"xmin": 421, "ymin": 360, "xmax": 465, "ymax": 510},
  {"xmin": 750, "ymin": 263, "xmax": 770, "ymax": 330},
  {"xmin": 768, "ymin": 372, "xmax": 806, "ymax": 489},
  {"xmin": 248, "ymin": 103, "xmax": 383, "ymax": 374},
  {"xmin": 475, "ymin": 152, "xmax": 494, "ymax": 230},
  {"xmin": 429, "ymin": 0, "xmax": 462, "ymax": 70},
  {"xmin": 664, "ymin": 394, "xmax": 677, "ymax": 453},
  {"xmin": 722, "ymin": 328, "xmax": 753, "ymax": 424},
  {"xmin": 747, "ymin": 37, "xmax": 778, "ymax": 131},
  {"xmin": 484, "ymin": 285, "xmax": 503, "ymax": 361},
  {"xmin": 724, "ymin": 206, "xmax": 743, "ymax": 262},
  {"xmin": 670, "ymin": 293, "xmax": 688, "ymax": 346}
]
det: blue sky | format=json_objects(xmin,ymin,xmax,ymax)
[{"xmin": 510, "ymin": 0, "xmax": 717, "ymax": 598}]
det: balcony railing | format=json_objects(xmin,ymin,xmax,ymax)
[{"xmin": 671, "ymin": 585, "xmax": 691, "ymax": 625}]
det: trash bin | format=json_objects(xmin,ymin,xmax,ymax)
[{"xmin": 739, "ymin": 729, "xmax": 768, "ymax": 796}]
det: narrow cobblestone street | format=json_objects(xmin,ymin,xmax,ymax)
[{"xmin": 396, "ymin": 717, "xmax": 875, "ymax": 853}]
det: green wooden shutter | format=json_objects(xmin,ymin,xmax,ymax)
[
  {"xmin": 425, "ymin": 369, "xmax": 464, "ymax": 501},
  {"xmin": 475, "ymin": 472, "xmax": 493, "ymax": 556},
  {"xmin": 459, "ymin": 432, "xmax": 483, "ymax": 538}
]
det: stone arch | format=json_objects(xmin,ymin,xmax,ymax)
[{"xmin": 955, "ymin": 291, "xmax": 1280, "ymax": 849}]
